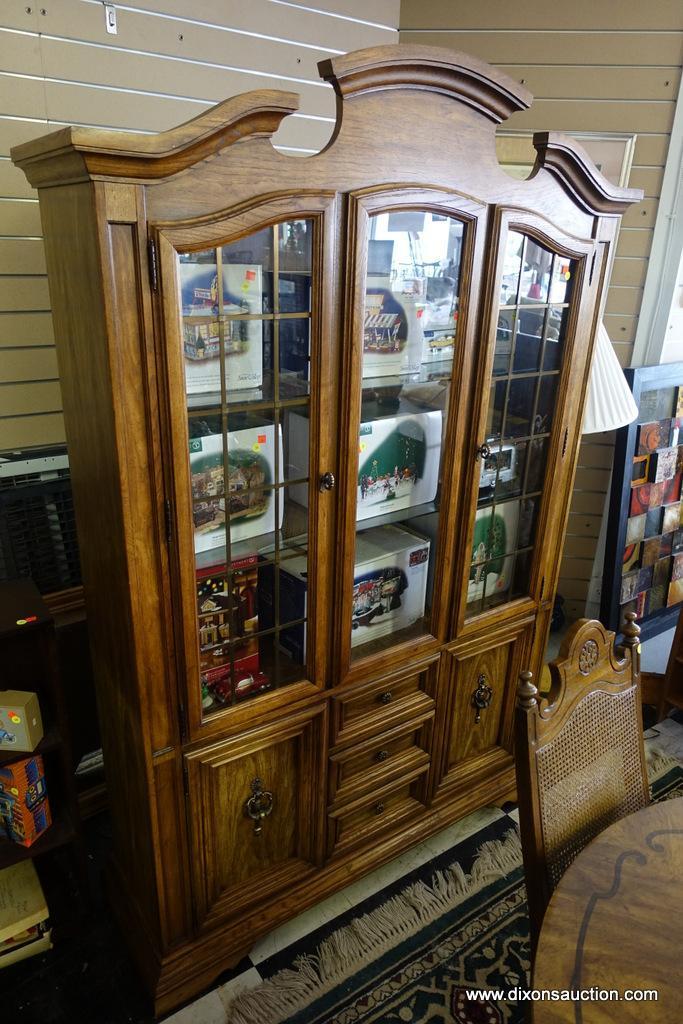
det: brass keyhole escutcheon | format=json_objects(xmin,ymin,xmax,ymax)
[
  {"xmin": 244, "ymin": 777, "xmax": 274, "ymax": 836},
  {"xmin": 472, "ymin": 674, "xmax": 493, "ymax": 724}
]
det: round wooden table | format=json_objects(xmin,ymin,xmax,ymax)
[{"xmin": 533, "ymin": 797, "xmax": 683, "ymax": 1023}]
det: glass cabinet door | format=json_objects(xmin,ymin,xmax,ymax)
[
  {"xmin": 350, "ymin": 209, "xmax": 465, "ymax": 660},
  {"xmin": 176, "ymin": 220, "xmax": 315, "ymax": 717},
  {"xmin": 465, "ymin": 229, "xmax": 578, "ymax": 618}
]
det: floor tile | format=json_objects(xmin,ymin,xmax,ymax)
[
  {"xmin": 249, "ymin": 890, "xmax": 354, "ymax": 964},
  {"xmin": 216, "ymin": 968, "xmax": 263, "ymax": 1015},
  {"xmin": 163, "ymin": 988, "xmax": 227, "ymax": 1024}
]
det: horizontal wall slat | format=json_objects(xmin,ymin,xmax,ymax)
[
  {"xmin": 0, "ymin": 239, "xmax": 46, "ymax": 275},
  {"xmin": 574, "ymin": 467, "xmax": 611, "ymax": 491},
  {"xmin": 604, "ymin": 287, "xmax": 644, "ymax": 316},
  {"xmin": 560, "ymin": 556, "xmax": 593, "ymax": 582},
  {"xmin": 497, "ymin": 66, "xmax": 681, "ymax": 102},
  {"xmin": 621, "ymin": 199, "xmax": 658, "ymax": 230},
  {"xmin": 603, "ymin": 313, "xmax": 638, "ymax": 344},
  {"xmin": 617, "ymin": 229, "xmax": 654, "ymax": 259},
  {"xmin": 34, "ymin": 38, "xmax": 335, "ymax": 118},
  {"xmin": 0, "ymin": 379, "xmax": 62, "ymax": 415},
  {"xmin": 612, "ymin": 340, "xmax": 635, "ymax": 366},
  {"xmin": 563, "ymin": 536, "xmax": 601, "ymax": 559},
  {"xmin": 0, "ymin": 411, "xmax": 65, "ymax": 449},
  {"xmin": 0, "ymin": 277, "xmax": 50, "ymax": 312},
  {"xmin": 566, "ymin": 513, "xmax": 603, "ymax": 538},
  {"xmin": 0, "ymin": 159, "xmax": 37, "ymax": 200},
  {"xmin": 99, "ymin": 0, "xmax": 395, "ymax": 50},
  {"xmin": 632, "ymin": 136, "xmax": 671, "ymax": 167},
  {"xmin": 286, "ymin": 0, "xmax": 400, "ymax": 22},
  {"xmin": 629, "ymin": 167, "xmax": 665, "ymax": 197},
  {"xmin": 0, "ymin": 346, "xmax": 57, "ymax": 383},
  {"xmin": 611, "ymin": 258, "xmax": 648, "ymax": 289},
  {"xmin": 570, "ymin": 490, "xmax": 612, "ymax": 515},
  {"xmin": 577, "ymin": 444, "xmax": 616, "ymax": 470},
  {"xmin": 399, "ymin": 30, "xmax": 683, "ymax": 66},
  {"xmin": 0, "ymin": 200, "xmax": 43, "ymax": 237},
  {"xmin": 401, "ymin": 1, "xmax": 683, "ymax": 31},
  {"xmin": 506, "ymin": 101, "xmax": 675, "ymax": 135},
  {"xmin": 0, "ymin": 311, "xmax": 54, "ymax": 347}
]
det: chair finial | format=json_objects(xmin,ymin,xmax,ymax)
[
  {"xmin": 621, "ymin": 611, "xmax": 640, "ymax": 649},
  {"xmin": 518, "ymin": 669, "xmax": 538, "ymax": 709}
]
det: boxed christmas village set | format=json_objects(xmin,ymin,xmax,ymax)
[{"xmin": 186, "ymin": 246, "xmax": 521, "ymax": 713}]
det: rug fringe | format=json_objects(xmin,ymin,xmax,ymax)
[
  {"xmin": 222, "ymin": 828, "xmax": 522, "ymax": 1024},
  {"xmin": 646, "ymin": 746, "xmax": 680, "ymax": 781}
]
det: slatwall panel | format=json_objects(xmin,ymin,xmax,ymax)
[
  {"xmin": 401, "ymin": 1, "xmax": 683, "ymax": 619},
  {"xmin": 0, "ymin": 0, "xmax": 399, "ymax": 451}
]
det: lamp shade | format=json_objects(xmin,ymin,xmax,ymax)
[{"xmin": 582, "ymin": 323, "xmax": 638, "ymax": 434}]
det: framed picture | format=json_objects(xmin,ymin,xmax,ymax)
[
  {"xmin": 496, "ymin": 132, "xmax": 637, "ymax": 188},
  {"xmin": 601, "ymin": 363, "xmax": 683, "ymax": 641}
]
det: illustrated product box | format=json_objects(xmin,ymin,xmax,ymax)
[
  {"xmin": 196, "ymin": 553, "xmax": 259, "ymax": 668},
  {"xmin": 0, "ymin": 755, "xmax": 51, "ymax": 847},
  {"xmin": 420, "ymin": 276, "xmax": 458, "ymax": 365},
  {"xmin": 467, "ymin": 501, "xmax": 520, "ymax": 605},
  {"xmin": 179, "ymin": 260, "xmax": 263, "ymax": 394},
  {"xmin": 200, "ymin": 656, "xmax": 269, "ymax": 709},
  {"xmin": 260, "ymin": 525, "xmax": 430, "ymax": 656},
  {"xmin": 0, "ymin": 692, "xmax": 43, "ymax": 753},
  {"xmin": 363, "ymin": 276, "xmax": 423, "ymax": 379},
  {"xmin": 0, "ymin": 861, "xmax": 52, "ymax": 968},
  {"xmin": 189, "ymin": 425, "xmax": 284, "ymax": 552},
  {"xmin": 287, "ymin": 409, "xmax": 441, "ymax": 523}
]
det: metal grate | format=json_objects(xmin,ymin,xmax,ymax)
[{"xmin": 0, "ymin": 447, "xmax": 81, "ymax": 594}]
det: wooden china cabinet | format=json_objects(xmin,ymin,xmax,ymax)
[{"xmin": 13, "ymin": 46, "xmax": 640, "ymax": 1014}]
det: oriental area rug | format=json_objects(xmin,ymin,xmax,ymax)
[{"xmin": 223, "ymin": 751, "xmax": 683, "ymax": 1024}]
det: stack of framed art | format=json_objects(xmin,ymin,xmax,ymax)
[{"xmin": 602, "ymin": 363, "xmax": 683, "ymax": 640}]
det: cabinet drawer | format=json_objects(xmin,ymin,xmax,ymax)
[
  {"xmin": 329, "ymin": 712, "xmax": 433, "ymax": 808},
  {"xmin": 328, "ymin": 768, "xmax": 429, "ymax": 857},
  {"xmin": 332, "ymin": 657, "xmax": 437, "ymax": 748}
]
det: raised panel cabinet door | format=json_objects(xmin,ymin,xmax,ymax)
[
  {"xmin": 457, "ymin": 213, "xmax": 599, "ymax": 628},
  {"xmin": 184, "ymin": 701, "xmax": 326, "ymax": 929},
  {"xmin": 433, "ymin": 622, "xmax": 533, "ymax": 799}
]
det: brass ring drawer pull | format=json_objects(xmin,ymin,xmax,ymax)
[
  {"xmin": 374, "ymin": 802, "xmax": 385, "ymax": 815},
  {"xmin": 375, "ymin": 749, "xmax": 389, "ymax": 762},
  {"xmin": 244, "ymin": 777, "xmax": 274, "ymax": 836},
  {"xmin": 378, "ymin": 691, "xmax": 393, "ymax": 705},
  {"xmin": 472, "ymin": 674, "xmax": 493, "ymax": 724}
]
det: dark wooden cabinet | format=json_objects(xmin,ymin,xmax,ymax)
[{"xmin": 12, "ymin": 45, "xmax": 640, "ymax": 1014}]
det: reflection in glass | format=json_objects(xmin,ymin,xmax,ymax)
[
  {"xmin": 352, "ymin": 210, "xmax": 465, "ymax": 658},
  {"xmin": 468, "ymin": 230, "xmax": 577, "ymax": 616},
  {"xmin": 179, "ymin": 219, "xmax": 314, "ymax": 716}
]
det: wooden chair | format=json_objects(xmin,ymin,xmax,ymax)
[{"xmin": 515, "ymin": 613, "xmax": 649, "ymax": 950}]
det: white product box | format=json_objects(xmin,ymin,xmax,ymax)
[
  {"xmin": 179, "ymin": 260, "xmax": 263, "ymax": 394},
  {"xmin": 351, "ymin": 525, "xmax": 431, "ymax": 645},
  {"xmin": 356, "ymin": 410, "xmax": 441, "ymax": 520},
  {"xmin": 189, "ymin": 426, "xmax": 284, "ymax": 553},
  {"xmin": 287, "ymin": 409, "xmax": 442, "ymax": 523},
  {"xmin": 363, "ymin": 276, "xmax": 423, "ymax": 379},
  {"xmin": 467, "ymin": 501, "xmax": 520, "ymax": 605},
  {"xmin": 264, "ymin": 525, "xmax": 430, "ymax": 654}
]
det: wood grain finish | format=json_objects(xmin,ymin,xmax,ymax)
[
  {"xmin": 515, "ymin": 615, "xmax": 648, "ymax": 948},
  {"xmin": 534, "ymin": 798, "xmax": 683, "ymax": 1023},
  {"xmin": 11, "ymin": 45, "xmax": 640, "ymax": 1014}
]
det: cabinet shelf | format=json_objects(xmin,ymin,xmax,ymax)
[
  {"xmin": 0, "ymin": 725, "xmax": 62, "ymax": 767},
  {"xmin": 0, "ymin": 809, "xmax": 76, "ymax": 870}
]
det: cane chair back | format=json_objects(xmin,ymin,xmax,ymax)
[{"xmin": 515, "ymin": 613, "xmax": 649, "ymax": 946}]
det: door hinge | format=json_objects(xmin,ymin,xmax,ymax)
[
  {"xmin": 589, "ymin": 250, "xmax": 597, "ymax": 286},
  {"xmin": 163, "ymin": 497, "xmax": 172, "ymax": 544},
  {"xmin": 562, "ymin": 427, "xmax": 569, "ymax": 458},
  {"xmin": 539, "ymin": 576, "xmax": 546, "ymax": 602},
  {"xmin": 182, "ymin": 759, "xmax": 190, "ymax": 799},
  {"xmin": 148, "ymin": 238, "xmax": 158, "ymax": 292}
]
